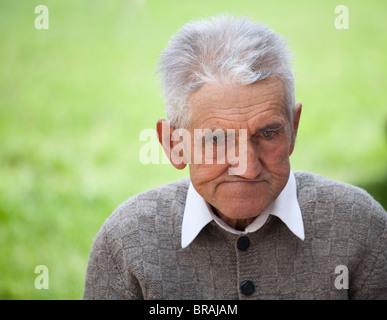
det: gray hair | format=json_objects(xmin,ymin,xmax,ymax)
[{"xmin": 157, "ymin": 14, "xmax": 295, "ymax": 128}]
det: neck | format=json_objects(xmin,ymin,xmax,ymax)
[{"xmin": 211, "ymin": 205, "xmax": 256, "ymax": 231}]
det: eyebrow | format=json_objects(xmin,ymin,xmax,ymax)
[
  {"xmin": 254, "ymin": 121, "xmax": 285, "ymax": 134},
  {"xmin": 204, "ymin": 121, "xmax": 286, "ymax": 136},
  {"xmin": 200, "ymin": 128, "xmax": 228, "ymax": 140}
]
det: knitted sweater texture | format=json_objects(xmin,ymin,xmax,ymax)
[{"xmin": 83, "ymin": 171, "xmax": 387, "ymax": 300}]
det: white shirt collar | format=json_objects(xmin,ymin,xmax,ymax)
[{"xmin": 181, "ymin": 171, "xmax": 305, "ymax": 248}]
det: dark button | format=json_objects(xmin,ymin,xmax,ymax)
[
  {"xmin": 240, "ymin": 280, "xmax": 255, "ymax": 296},
  {"xmin": 237, "ymin": 236, "xmax": 250, "ymax": 251}
]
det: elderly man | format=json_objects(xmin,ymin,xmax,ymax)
[{"xmin": 84, "ymin": 15, "xmax": 386, "ymax": 300}]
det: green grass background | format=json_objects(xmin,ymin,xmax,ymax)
[{"xmin": 0, "ymin": 0, "xmax": 386, "ymax": 299}]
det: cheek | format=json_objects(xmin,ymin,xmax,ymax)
[
  {"xmin": 189, "ymin": 163, "xmax": 228, "ymax": 183},
  {"xmin": 261, "ymin": 143, "xmax": 291, "ymax": 172},
  {"xmin": 188, "ymin": 163, "xmax": 229, "ymax": 197}
]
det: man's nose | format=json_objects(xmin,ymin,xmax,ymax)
[{"xmin": 229, "ymin": 140, "xmax": 262, "ymax": 179}]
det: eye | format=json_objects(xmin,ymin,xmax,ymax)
[
  {"xmin": 205, "ymin": 132, "xmax": 226, "ymax": 145},
  {"xmin": 261, "ymin": 130, "xmax": 275, "ymax": 138},
  {"xmin": 212, "ymin": 134, "xmax": 225, "ymax": 145}
]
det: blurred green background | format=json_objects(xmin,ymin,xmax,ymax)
[{"xmin": 0, "ymin": 0, "xmax": 386, "ymax": 299}]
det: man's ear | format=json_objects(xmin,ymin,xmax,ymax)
[
  {"xmin": 156, "ymin": 119, "xmax": 187, "ymax": 170},
  {"xmin": 289, "ymin": 102, "xmax": 302, "ymax": 156}
]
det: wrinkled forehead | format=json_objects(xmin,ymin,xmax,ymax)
[{"xmin": 187, "ymin": 77, "xmax": 288, "ymax": 131}]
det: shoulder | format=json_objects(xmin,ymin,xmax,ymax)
[
  {"xmin": 293, "ymin": 171, "xmax": 383, "ymax": 207},
  {"xmin": 294, "ymin": 170, "xmax": 367, "ymax": 195},
  {"xmin": 98, "ymin": 176, "xmax": 190, "ymax": 244},
  {"xmin": 293, "ymin": 170, "xmax": 386, "ymax": 233}
]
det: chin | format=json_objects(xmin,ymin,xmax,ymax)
[{"xmin": 217, "ymin": 199, "xmax": 269, "ymax": 220}]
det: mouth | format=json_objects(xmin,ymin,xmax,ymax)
[
  {"xmin": 221, "ymin": 179, "xmax": 266, "ymax": 184},
  {"xmin": 216, "ymin": 180, "xmax": 268, "ymax": 191}
]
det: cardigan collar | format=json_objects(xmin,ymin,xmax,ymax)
[{"xmin": 181, "ymin": 171, "xmax": 305, "ymax": 248}]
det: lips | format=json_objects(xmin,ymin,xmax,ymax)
[
  {"xmin": 221, "ymin": 179, "xmax": 266, "ymax": 184},
  {"xmin": 216, "ymin": 180, "xmax": 267, "ymax": 195}
]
